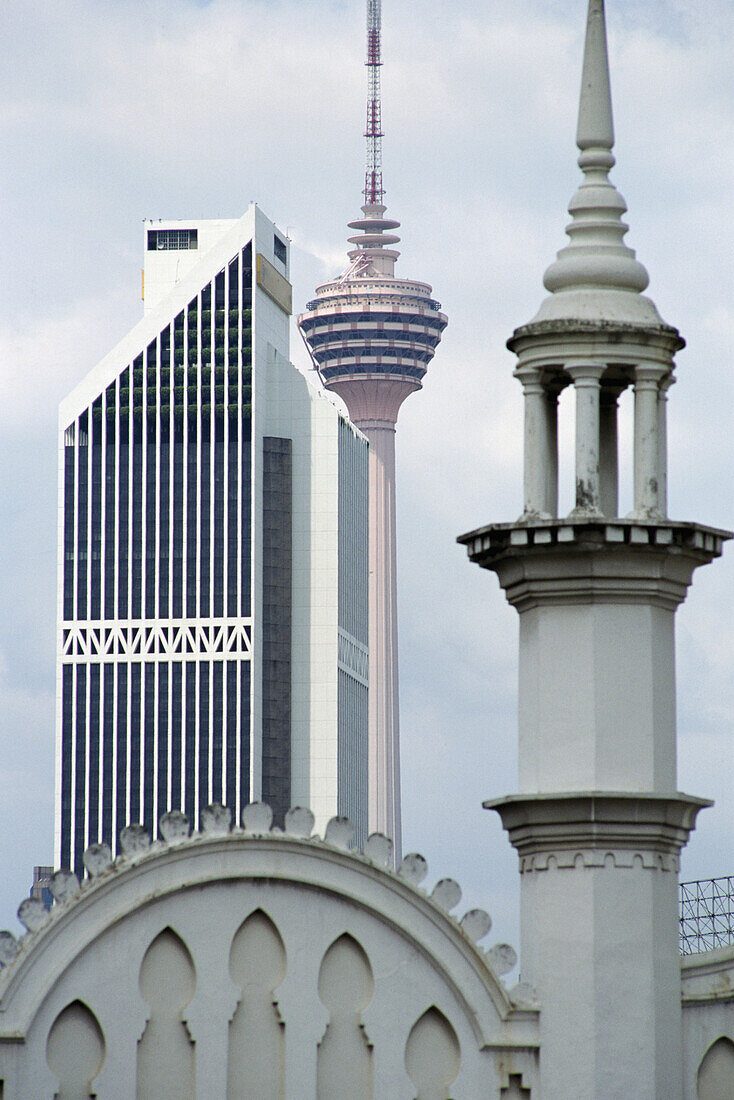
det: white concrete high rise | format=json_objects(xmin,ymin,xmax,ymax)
[
  {"xmin": 56, "ymin": 205, "xmax": 368, "ymax": 876},
  {"xmin": 460, "ymin": 1, "xmax": 730, "ymax": 1095}
]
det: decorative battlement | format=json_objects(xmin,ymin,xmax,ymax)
[{"xmin": 0, "ymin": 801, "xmax": 529, "ymax": 1002}]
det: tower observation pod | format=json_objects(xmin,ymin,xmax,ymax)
[
  {"xmin": 459, "ymin": 1, "xmax": 729, "ymax": 1096},
  {"xmin": 299, "ymin": 0, "xmax": 447, "ymax": 857}
]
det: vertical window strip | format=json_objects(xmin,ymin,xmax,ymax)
[
  {"xmin": 118, "ymin": 368, "xmax": 130, "ymax": 620},
  {"xmin": 185, "ymin": 662, "xmax": 196, "ymax": 824},
  {"xmin": 199, "ymin": 662, "xmax": 210, "ymax": 812},
  {"xmin": 171, "ymin": 661, "xmax": 182, "ymax": 813},
  {"xmin": 86, "ymin": 404, "xmax": 93, "ymax": 625},
  {"xmin": 156, "ymin": 336, "xmax": 163, "ymax": 620},
  {"xmin": 88, "ymin": 664, "xmax": 101, "ymax": 848},
  {"xmin": 61, "ymin": 665, "xmax": 74, "ymax": 868},
  {"xmin": 172, "ymin": 328, "xmax": 184, "ymax": 618},
  {"xmin": 76, "ymin": 411, "xmax": 88, "ymax": 619},
  {"xmin": 104, "ymin": 384, "xmax": 116, "ymax": 619},
  {"xmin": 98, "ymin": 389, "xmax": 105, "ymax": 622},
  {"xmin": 162, "ymin": 325, "xmax": 173, "ymax": 619},
  {"xmin": 158, "ymin": 661, "xmax": 169, "ymax": 820},
  {"xmin": 114, "ymin": 375, "xmax": 120, "ymax": 622},
  {"xmin": 63, "ymin": 431, "xmax": 75, "ymax": 620},
  {"xmin": 226, "ymin": 661, "xmax": 237, "ymax": 813},
  {"xmin": 74, "ymin": 665, "xmax": 87, "ymax": 876},
  {"xmin": 144, "ymin": 662, "xmax": 155, "ymax": 835},
  {"xmin": 131, "ymin": 356, "xmax": 143, "ymax": 618},
  {"xmin": 103, "ymin": 663, "xmax": 114, "ymax": 848},
  {"xmin": 116, "ymin": 663, "xmax": 128, "ymax": 845},
  {"xmin": 211, "ymin": 661, "xmax": 222, "ymax": 804},
  {"xmin": 184, "ymin": 307, "xmax": 197, "ymax": 618},
  {"xmin": 240, "ymin": 659, "xmax": 250, "ymax": 810},
  {"xmin": 143, "ymin": 345, "xmax": 152, "ymax": 618},
  {"xmin": 130, "ymin": 662, "xmax": 141, "ymax": 823},
  {"xmin": 90, "ymin": 398, "xmax": 102, "ymax": 620}
]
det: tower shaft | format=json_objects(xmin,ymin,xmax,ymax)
[{"xmin": 365, "ymin": 420, "xmax": 400, "ymax": 847}]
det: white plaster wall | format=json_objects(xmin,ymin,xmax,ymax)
[
  {"xmin": 682, "ymin": 947, "xmax": 734, "ymax": 1099},
  {"xmin": 520, "ymin": 858, "xmax": 683, "ymax": 1098},
  {"xmin": 518, "ymin": 599, "xmax": 676, "ymax": 793},
  {"xmin": 142, "ymin": 219, "xmax": 238, "ymax": 314}
]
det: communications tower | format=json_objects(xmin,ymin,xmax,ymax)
[{"xmin": 299, "ymin": 0, "xmax": 447, "ymax": 855}]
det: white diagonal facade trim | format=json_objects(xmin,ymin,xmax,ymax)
[
  {"xmin": 337, "ymin": 628, "xmax": 369, "ymax": 687},
  {"xmin": 61, "ymin": 618, "xmax": 253, "ymax": 662}
]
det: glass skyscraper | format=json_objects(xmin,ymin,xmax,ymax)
[{"xmin": 56, "ymin": 206, "xmax": 368, "ymax": 875}]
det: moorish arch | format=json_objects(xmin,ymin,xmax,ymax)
[
  {"xmin": 697, "ymin": 1036, "xmax": 734, "ymax": 1100},
  {"xmin": 0, "ymin": 805, "xmax": 538, "ymax": 1097}
]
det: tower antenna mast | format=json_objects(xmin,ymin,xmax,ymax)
[{"xmin": 364, "ymin": 0, "xmax": 384, "ymax": 205}]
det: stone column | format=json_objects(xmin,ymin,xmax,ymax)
[
  {"xmin": 657, "ymin": 375, "xmax": 674, "ymax": 518},
  {"xmin": 518, "ymin": 369, "xmax": 555, "ymax": 519},
  {"xmin": 633, "ymin": 367, "xmax": 666, "ymax": 518},
  {"xmin": 544, "ymin": 386, "xmax": 560, "ymax": 519},
  {"xmin": 599, "ymin": 383, "xmax": 624, "ymax": 517},
  {"xmin": 566, "ymin": 362, "xmax": 605, "ymax": 515}
]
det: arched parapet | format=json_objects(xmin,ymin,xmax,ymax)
[
  {"xmin": 682, "ymin": 945, "xmax": 734, "ymax": 1099},
  {"xmin": 0, "ymin": 807, "xmax": 538, "ymax": 1097}
]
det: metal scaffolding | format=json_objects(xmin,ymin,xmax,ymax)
[{"xmin": 679, "ymin": 875, "xmax": 734, "ymax": 955}]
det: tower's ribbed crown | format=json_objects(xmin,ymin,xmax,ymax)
[{"xmin": 298, "ymin": 203, "xmax": 447, "ymax": 399}]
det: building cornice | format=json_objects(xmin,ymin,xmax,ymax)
[
  {"xmin": 458, "ymin": 518, "xmax": 730, "ymax": 611},
  {"xmin": 485, "ymin": 791, "xmax": 711, "ymax": 863}
]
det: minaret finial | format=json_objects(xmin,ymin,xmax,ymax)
[
  {"xmin": 533, "ymin": 0, "xmax": 664, "ymax": 326},
  {"xmin": 577, "ymin": 0, "xmax": 614, "ymax": 152}
]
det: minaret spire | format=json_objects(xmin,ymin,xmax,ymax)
[
  {"xmin": 538, "ymin": 0, "xmax": 656, "ymax": 324},
  {"xmin": 576, "ymin": 0, "xmax": 614, "ymax": 151}
]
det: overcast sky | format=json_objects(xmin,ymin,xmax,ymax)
[{"xmin": 2, "ymin": 0, "xmax": 734, "ymax": 964}]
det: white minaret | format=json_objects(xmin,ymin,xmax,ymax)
[{"xmin": 460, "ymin": 1, "xmax": 729, "ymax": 1095}]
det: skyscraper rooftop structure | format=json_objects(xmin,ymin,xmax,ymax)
[
  {"xmin": 56, "ymin": 205, "xmax": 369, "ymax": 876},
  {"xmin": 299, "ymin": 0, "xmax": 447, "ymax": 855}
]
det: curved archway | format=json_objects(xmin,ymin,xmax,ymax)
[
  {"xmin": 698, "ymin": 1035, "xmax": 734, "ymax": 1100},
  {"xmin": 46, "ymin": 999, "xmax": 105, "ymax": 1099}
]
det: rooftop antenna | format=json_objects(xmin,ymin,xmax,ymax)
[{"xmin": 364, "ymin": 0, "xmax": 385, "ymax": 206}]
